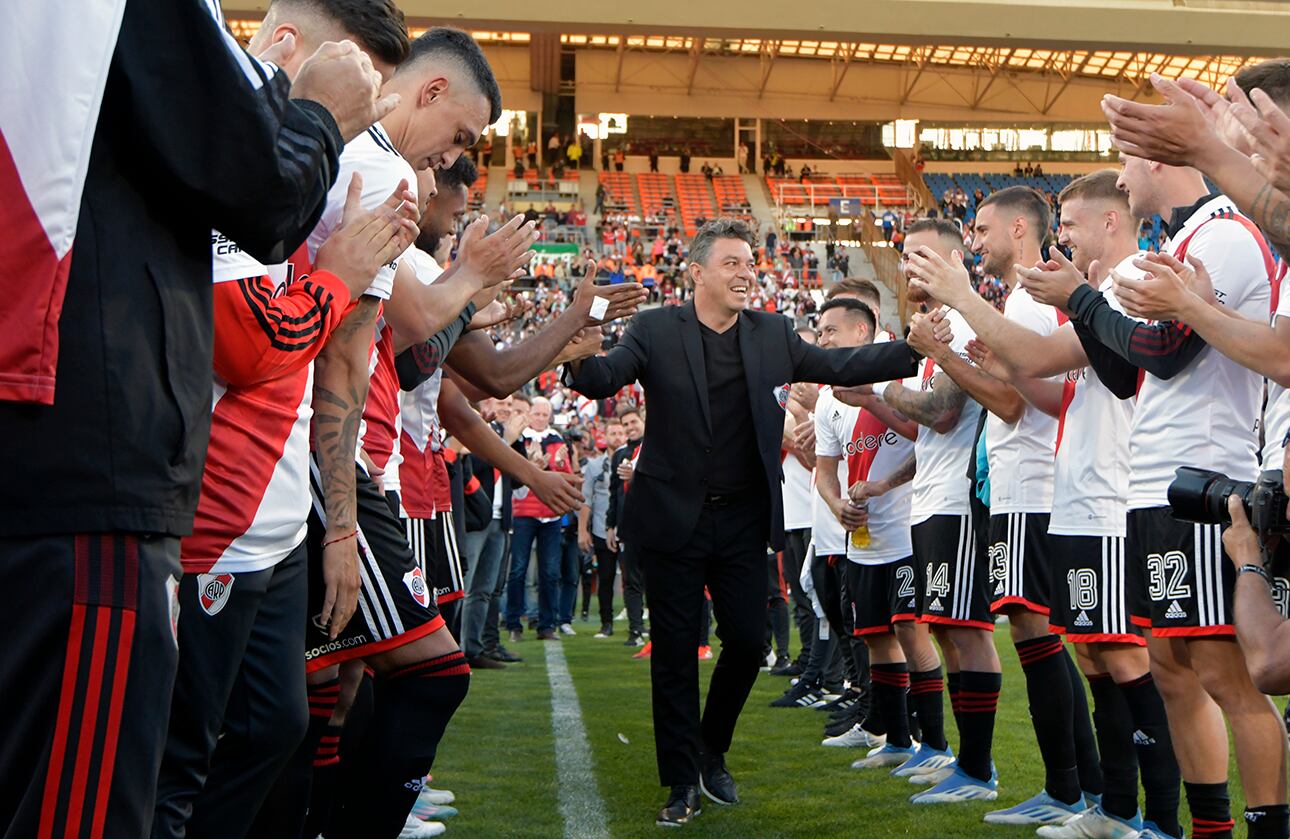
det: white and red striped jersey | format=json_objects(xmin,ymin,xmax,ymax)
[
  {"xmin": 986, "ymin": 286, "xmax": 1059, "ymax": 514},
  {"xmin": 360, "ymin": 318, "xmax": 402, "ymax": 493},
  {"xmin": 306, "ymin": 122, "xmax": 416, "ymax": 302},
  {"xmin": 184, "ymin": 244, "xmax": 351, "ymax": 574},
  {"xmin": 1128, "ymin": 196, "xmax": 1274, "ymax": 509},
  {"xmin": 811, "ymin": 387, "xmax": 853, "ymax": 557},
  {"xmin": 910, "ymin": 308, "xmax": 983, "ymax": 525},
  {"xmin": 1262, "ymin": 264, "xmax": 1290, "ymax": 468},
  {"xmin": 815, "ymin": 381, "xmax": 913, "ymax": 566},
  {"xmin": 1049, "ymin": 269, "xmax": 1137, "ymax": 538},
  {"xmin": 398, "ymin": 248, "xmax": 452, "ymax": 518}
]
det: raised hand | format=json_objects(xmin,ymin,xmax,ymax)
[
  {"xmin": 470, "ymin": 290, "xmax": 531, "ymax": 331},
  {"xmin": 570, "ymin": 260, "xmax": 648, "ymax": 325},
  {"xmin": 905, "ymin": 247, "xmax": 973, "ymax": 310},
  {"xmin": 314, "ymin": 174, "xmax": 419, "ymax": 297},
  {"xmin": 1115, "ymin": 252, "xmax": 1215, "ymax": 321},
  {"xmin": 1226, "ymin": 80, "xmax": 1290, "ymax": 195},
  {"xmin": 906, "ymin": 309, "xmax": 949, "ymax": 359},
  {"xmin": 965, "ymin": 338, "xmax": 1010, "ymax": 382},
  {"xmin": 1016, "ymin": 248, "xmax": 1084, "ymax": 311},
  {"xmin": 291, "ymin": 40, "xmax": 398, "ymax": 142},
  {"xmin": 1100, "ymin": 74, "xmax": 1220, "ymax": 168},
  {"xmin": 552, "ymin": 327, "xmax": 605, "ymax": 367},
  {"xmin": 455, "ymin": 214, "xmax": 538, "ymax": 290}
]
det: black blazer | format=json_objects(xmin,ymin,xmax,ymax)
[{"xmin": 566, "ymin": 301, "xmax": 919, "ymax": 552}]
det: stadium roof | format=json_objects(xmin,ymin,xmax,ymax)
[
  {"xmin": 223, "ymin": 21, "xmax": 1272, "ymax": 90},
  {"xmin": 227, "ymin": 0, "xmax": 1290, "ymax": 58}
]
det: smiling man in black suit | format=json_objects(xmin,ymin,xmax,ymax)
[{"xmin": 565, "ymin": 218, "xmax": 920, "ymax": 827}]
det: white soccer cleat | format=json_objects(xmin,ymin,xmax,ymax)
[
  {"xmin": 558, "ymin": 623, "xmax": 577, "ymax": 636},
  {"xmin": 821, "ymin": 723, "xmax": 886, "ymax": 749},
  {"xmin": 398, "ymin": 814, "xmax": 447, "ymax": 838},
  {"xmin": 1035, "ymin": 805, "xmax": 1143, "ymax": 838},
  {"xmin": 416, "ymin": 784, "xmax": 455, "ymax": 806}
]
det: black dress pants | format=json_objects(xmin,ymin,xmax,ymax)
[
  {"xmin": 593, "ymin": 535, "xmax": 619, "ymax": 626},
  {"xmin": 640, "ymin": 494, "xmax": 769, "ymax": 786}
]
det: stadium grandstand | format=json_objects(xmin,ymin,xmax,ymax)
[{"xmin": 220, "ymin": 1, "xmax": 1290, "ymax": 332}]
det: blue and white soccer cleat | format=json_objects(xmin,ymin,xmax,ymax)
[
  {"xmin": 850, "ymin": 743, "xmax": 918, "ymax": 769},
  {"xmin": 891, "ymin": 743, "xmax": 956, "ymax": 778},
  {"xmin": 1136, "ymin": 822, "xmax": 1183, "ymax": 839},
  {"xmin": 984, "ymin": 791, "xmax": 1086, "ymax": 826},
  {"xmin": 1035, "ymin": 805, "xmax": 1143, "ymax": 838},
  {"xmin": 909, "ymin": 766, "xmax": 999, "ymax": 804},
  {"xmin": 907, "ymin": 763, "xmax": 957, "ymax": 786}
]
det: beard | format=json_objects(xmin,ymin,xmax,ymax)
[
  {"xmin": 416, "ymin": 229, "xmax": 441, "ymax": 255},
  {"xmin": 982, "ymin": 249, "xmax": 1014, "ymax": 280}
]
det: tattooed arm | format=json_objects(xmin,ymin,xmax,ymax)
[
  {"xmin": 880, "ymin": 374, "xmax": 968, "ymax": 434},
  {"xmin": 309, "ymin": 296, "xmax": 378, "ymax": 638}
]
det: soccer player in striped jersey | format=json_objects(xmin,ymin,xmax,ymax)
[
  {"xmin": 852, "ymin": 219, "xmax": 1002, "ymax": 804},
  {"xmin": 1021, "ymin": 153, "xmax": 1286, "ymax": 839},
  {"xmin": 906, "ymin": 187, "xmax": 1104, "ymax": 828},
  {"xmin": 911, "ymin": 171, "xmax": 1184, "ymax": 838},
  {"xmin": 150, "ymin": 3, "xmax": 417, "ymax": 836}
]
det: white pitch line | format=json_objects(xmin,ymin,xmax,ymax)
[{"xmin": 544, "ymin": 640, "xmax": 611, "ymax": 839}]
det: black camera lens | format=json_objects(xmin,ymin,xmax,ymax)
[{"xmin": 1167, "ymin": 466, "xmax": 1253, "ymax": 525}]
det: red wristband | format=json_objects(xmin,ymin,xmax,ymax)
[{"xmin": 322, "ymin": 530, "xmax": 358, "ymax": 547}]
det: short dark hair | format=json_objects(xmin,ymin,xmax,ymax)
[
  {"xmin": 1059, "ymin": 169, "xmax": 1127, "ymax": 209},
  {"xmin": 689, "ymin": 218, "xmax": 756, "ymax": 268},
  {"xmin": 617, "ymin": 405, "xmax": 642, "ymax": 421},
  {"xmin": 818, "ymin": 297, "xmax": 876, "ymax": 336},
  {"xmin": 1235, "ymin": 59, "xmax": 1290, "ymax": 110},
  {"xmin": 437, "ymin": 154, "xmax": 478, "ymax": 191},
  {"xmin": 401, "ymin": 28, "xmax": 503, "ymax": 124},
  {"xmin": 826, "ymin": 277, "xmax": 881, "ymax": 307},
  {"xmin": 268, "ymin": 0, "xmax": 408, "ymax": 67},
  {"xmin": 976, "ymin": 185, "xmax": 1050, "ymax": 244},
  {"xmin": 510, "ymin": 392, "xmax": 531, "ymax": 406},
  {"xmin": 906, "ymin": 218, "xmax": 965, "ymax": 250}
]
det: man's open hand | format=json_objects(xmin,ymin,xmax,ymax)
[
  {"xmin": 315, "ymin": 174, "xmax": 419, "ymax": 297},
  {"xmin": 319, "ymin": 534, "xmax": 360, "ymax": 639},
  {"xmin": 906, "ymin": 248, "xmax": 973, "ymax": 310},
  {"xmin": 455, "ymin": 215, "xmax": 537, "ymax": 290},
  {"xmin": 570, "ymin": 260, "xmax": 648, "ymax": 326},
  {"xmin": 1017, "ymin": 248, "xmax": 1085, "ymax": 311},
  {"xmin": 1114, "ymin": 252, "xmax": 1214, "ymax": 321},
  {"xmin": 531, "ymin": 470, "xmax": 583, "ymax": 515},
  {"xmin": 1100, "ymin": 74, "xmax": 1223, "ymax": 168},
  {"xmin": 291, "ymin": 40, "xmax": 397, "ymax": 143}
]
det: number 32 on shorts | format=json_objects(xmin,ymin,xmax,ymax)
[{"xmin": 1145, "ymin": 550, "xmax": 1192, "ymax": 602}]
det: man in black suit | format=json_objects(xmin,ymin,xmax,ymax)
[{"xmin": 565, "ymin": 218, "xmax": 920, "ymax": 827}]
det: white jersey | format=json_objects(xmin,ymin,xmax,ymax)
[
  {"xmin": 1262, "ymin": 265, "xmax": 1290, "ymax": 468},
  {"xmin": 306, "ymin": 122, "xmax": 416, "ymax": 301},
  {"xmin": 910, "ymin": 308, "xmax": 983, "ymax": 525},
  {"xmin": 811, "ymin": 387, "xmax": 851, "ymax": 556},
  {"xmin": 1049, "ymin": 268, "xmax": 1138, "ymax": 537},
  {"xmin": 816, "ymin": 383, "xmax": 914, "ymax": 565},
  {"xmin": 1128, "ymin": 195, "xmax": 1273, "ymax": 509},
  {"xmin": 782, "ymin": 449, "xmax": 814, "ymax": 531},
  {"xmin": 986, "ymin": 286, "xmax": 1060, "ymax": 514}
]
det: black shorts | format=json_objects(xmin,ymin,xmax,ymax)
[
  {"xmin": 398, "ymin": 503, "xmax": 465, "ymax": 606},
  {"xmin": 987, "ymin": 512, "xmax": 1052, "ymax": 616},
  {"xmin": 1047, "ymin": 534, "xmax": 1143, "ymax": 646},
  {"xmin": 305, "ymin": 462, "xmax": 444, "ymax": 673},
  {"xmin": 845, "ymin": 557, "xmax": 919, "ymax": 636},
  {"xmin": 1126, "ymin": 507, "xmax": 1233, "ymax": 637},
  {"xmin": 912, "ymin": 514, "xmax": 993, "ymax": 631}
]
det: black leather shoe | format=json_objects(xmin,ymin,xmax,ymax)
[
  {"xmin": 699, "ymin": 754, "xmax": 738, "ymax": 805},
  {"xmin": 656, "ymin": 784, "xmax": 701, "ymax": 827}
]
